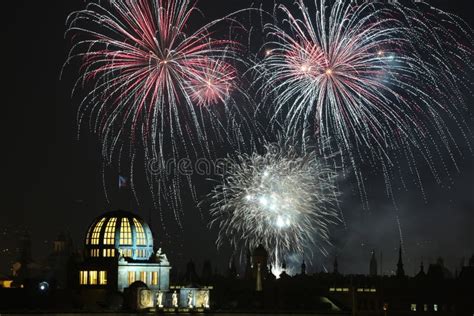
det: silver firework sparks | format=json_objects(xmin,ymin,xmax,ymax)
[
  {"xmin": 209, "ymin": 142, "xmax": 341, "ymax": 267},
  {"xmin": 257, "ymin": 0, "xmax": 473, "ymax": 203}
]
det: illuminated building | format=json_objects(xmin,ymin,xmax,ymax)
[
  {"xmin": 77, "ymin": 210, "xmax": 210, "ymax": 310},
  {"xmin": 78, "ymin": 210, "xmax": 169, "ymax": 293}
]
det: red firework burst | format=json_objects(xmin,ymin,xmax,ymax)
[{"xmin": 66, "ymin": 0, "xmax": 243, "ymax": 157}]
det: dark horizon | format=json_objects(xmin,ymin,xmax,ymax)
[{"xmin": 4, "ymin": 0, "xmax": 474, "ymax": 277}]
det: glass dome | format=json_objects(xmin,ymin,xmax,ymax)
[{"xmin": 84, "ymin": 210, "xmax": 154, "ymax": 260}]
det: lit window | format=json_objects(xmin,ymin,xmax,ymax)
[
  {"xmin": 99, "ymin": 271, "xmax": 107, "ymax": 285},
  {"xmin": 128, "ymin": 271, "xmax": 135, "ymax": 285},
  {"xmin": 140, "ymin": 271, "xmax": 147, "ymax": 283},
  {"xmin": 329, "ymin": 287, "xmax": 335, "ymax": 292},
  {"xmin": 152, "ymin": 272, "xmax": 158, "ymax": 285},
  {"xmin": 424, "ymin": 304, "xmax": 428, "ymax": 312},
  {"xmin": 364, "ymin": 288, "xmax": 370, "ymax": 292},
  {"xmin": 343, "ymin": 288, "xmax": 349, "ymax": 292},
  {"xmin": 134, "ymin": 218, "xmax": 147, "ymax": 245},
  {"xmin": 336, "ymin": 288, "xmax": 342, "ymax": 292},
  {"xmin": 91, "ymin": 218, "xmax": 106, "ymax": 245},
  {"xmin": 80, "ymin": 271, "xmax": 88, "ymax": 285},
  {"xmin": 357, "ymin": 288, "xmax": 363, "ymax": 292},
  {"xmin": 89, "ymin": 271, "xmax": 98, "ymax": 285},
  {"xmin": 120, "ymin": 218, "xmax": 132, "ymax": 245},
  {"xmin": 85, "ymin": 226, "xmax": 93, "ymax": 245},
  {"xmin": 103, "ymin": 248, "xmax": 116, "ymax": 257},
  {"xmin": 121, "ymin": 249, "xmax": 133, "ymax": 257},
  {"xmin": 434, "ymin": 304, "xmax": 438, "ymax": 312},
  {"xmin": 370, "ymin": 288, "xmax": 376, "ymax": 292},
  {"xmin": 136, "ymin": 249, "xmax": 147, "ymax": 258},
  {"xmin": 411, "ymin": 304, "xmax": 417, "ymax": 312},
  {"xmin": 103, "ymin": 218, "xmax": 117, "ymax": 245}
]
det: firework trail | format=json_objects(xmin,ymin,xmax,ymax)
[
  {"xmin": 257, "ymin": 0, "xmax": 473, "ymax": 206},
  {"xmin": 208, "ymin": 141, "xmax": 341, "ymax": 270},
  {"xmin": 64, "ymin": 0, "xmax": 254, "ymax": 221}
]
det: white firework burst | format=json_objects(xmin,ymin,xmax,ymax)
[{"xmin": 209, "ymin": 141, "xmax": 341, "ymax": 265}]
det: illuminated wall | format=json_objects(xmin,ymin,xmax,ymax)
[{"xmin": 117, "ymin": 261, "xmax": 171, "ymax": 292}]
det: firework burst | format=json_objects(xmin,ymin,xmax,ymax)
[
  {"xmin": 208, "ymin": 141, "xmax": 340, "ymax": 266},
  {"xmin": 257, "ymin": 0, "xmax": 473, "ymax": 203},
  {"xmin": 65, "ymin": 0, "xmax": 254, "ymax": 218},
  {"xmin": 188, "ymin": 57, "xmax": 236, "ymax": 107}
]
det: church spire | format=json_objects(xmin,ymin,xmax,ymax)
[
  {"xmin": 396, "ymin": 241, "xmax": 405, "ymax": 277},
  {"xmin": 415, "ymin": 259, "xmax": 426, "ymax": 279},
  {"xmin": 370, "ymin": 250, "xmax": 378, "ymax": 277},
  {"xmin": 301, "ymin": 259, "xmax": 306, "ymax": 275}
]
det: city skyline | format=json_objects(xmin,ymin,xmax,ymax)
[{"xmin": 3, "ymin": 0, "xmax": 474, "ymax": 277}]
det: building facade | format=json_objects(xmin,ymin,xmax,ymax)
[{"xmin": 77, "ymin": 210, "xmax": 209, "ymax": 310}]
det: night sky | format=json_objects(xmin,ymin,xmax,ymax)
[{"xmin": 4, "ymin": 0, "xmax": 474, "ymax": 276}]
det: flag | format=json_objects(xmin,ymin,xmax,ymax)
[{"xmin": 119, "ymin": 175, "xmax": 127, "ymax": 189}]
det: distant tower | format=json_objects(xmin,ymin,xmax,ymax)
[
  {"xmin": 419, "ymin": 261, "xmax": 425, "ymax": 274},
  {"xmin": 333, "ymin": 256, "xmax": 339, "ymax": 274},
  {"xmin": 252, "ymin": 245, "xmax": 269, "ymax": 278},
  {"xmin": 396, "ymin": 242, "xmax": 405, "ymax": 277},
  {"xmin": 245, "ymin": 248, "xmax": 253, "ymax": 279},
  {"xmin": 279, "ymin": 260, "xmax": 289, "ymax": 279},
  {"xmin": 301, "ymin": 260, "xmax": 307, "ymax": 275},
  {"xmin": 415, "ymin": 259, "xmax": 426, "ymax": 279},
  {"xmin": 370, "ymin": 250, "xmax": 378, "ymax": 277},
  {"xmin": 256, "ymin": 263, "xmax": 263, "ymax": 292}
]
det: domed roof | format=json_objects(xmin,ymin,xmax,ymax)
[{"xmin": 84, "ymin": 210, "xmax": 154, "ymax": 261}]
